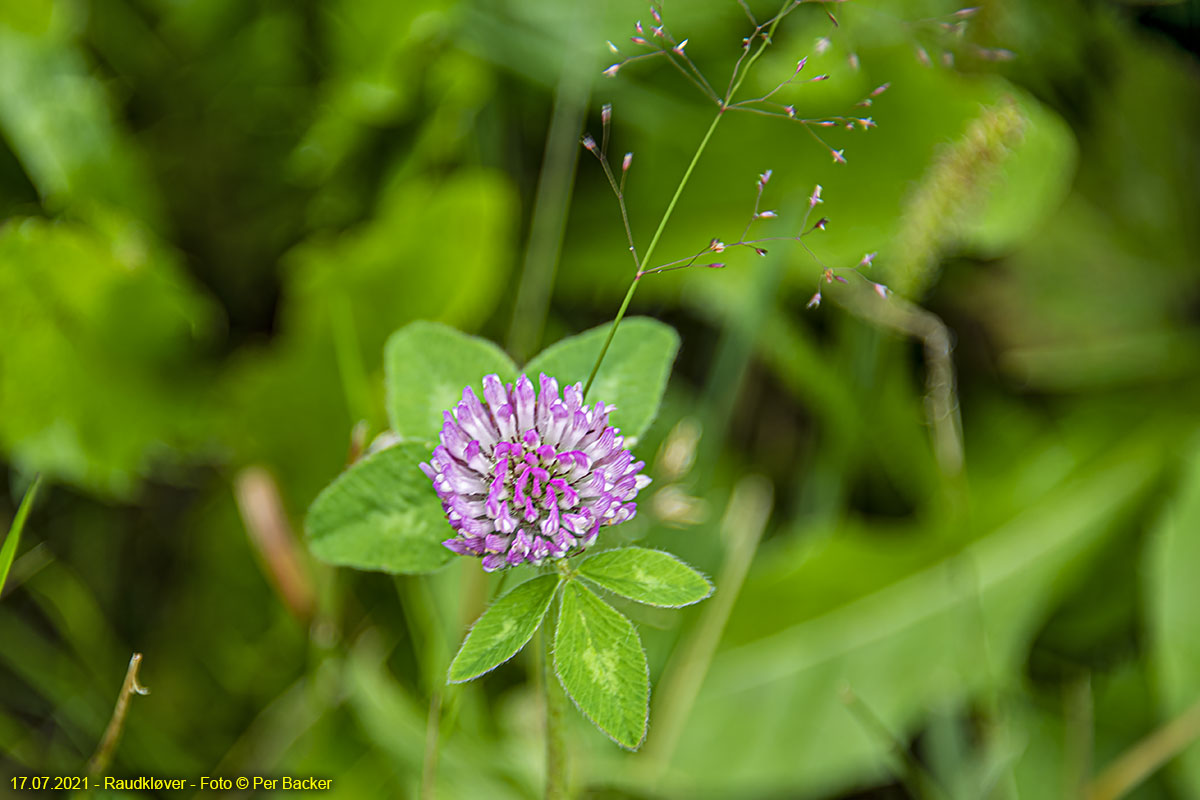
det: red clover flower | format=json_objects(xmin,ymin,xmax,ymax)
[{"xmin": 420, "ymin": 374, "xmax": 650, "ymax": 571}]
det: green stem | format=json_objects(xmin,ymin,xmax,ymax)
[
  {"xmin": 331, "ymin": 292, "xmax": 375, "ymax": 430},
  {"xmin": 1087, "ymin": 695, "xmax": 1200, "ymax": 800},
  {"xmin": 420, "ymin": 689, "xmax": 442, "ymax": 800},
  {"xmin": 506, "ymin": 0, "xmax": 595, "ymax": 362},
  {"xmin": 398, "ymin": 576, "xmax": 450, "ymax": 799},
  {"xmin": 88, "ymin": 653, "xmax": 150, "ymax": 776},
  {"xmin": 641, "ymin": 476, "xmax": 772, "ymax": 783},
  {"xmin": 841, "ymin": 686, "xmax": 950, "ymax": 800},
  {"xmin": 581, "ymin": 0, "xmax": 795, "ymax": 398},
  {"xmin": 583, "ymin": 111, "xmax": 724, "ymax": 397},
  {"xmin": 0, "ymin": 474, "xmax": 41, "ymax": 596},
  {"xmin": 541, "ymin": 609, "xmax": 568, "ymax": 799}
]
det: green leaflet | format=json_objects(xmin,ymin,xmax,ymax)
[
  {"xmin": 385, "ymin": 321, "xmax": 518, "ymax": 440},
  {"xmin": 305, "ymin": 443, "xmax": 452, "ymax": 574},
  {"xmin": 578, "ymin": 547, "xmax": 712, "ymax": 607},
  {"xmin": 448, "ymin": 574, "xmax": 561, "ymax": 683},
  {"xmin": 554, "ymin": 580, "xmax": 648, "ymax": 750}
]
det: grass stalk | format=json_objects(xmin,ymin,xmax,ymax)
[
  {"xmin": 1086, "ymin": 696, "xmax": 1200, "ymax": 800},
  {"xmin": 0, "ymin": 475, "xmax": 41, "ymax": 596},
  {"xmin": 506, "ymin": 0, "xmax": 595, "ymax": 362},
  {"xmin": 582, "ymin": 0, "xmax": 797, "ymax": 397},
  {"xmin": 841, "ymin": 685, "xmax": 949, "ymax": 800},
  {"xmin": 331, "ymin": 293, "xmax": 376, "ymax": 431},
  {"xmin": 88, "ymin": 653, "xmax": 150, "ymax": 775},
  {"xmin": 583, "ymin": 111, "xmax": 723, "ymax": 398},
  {"xmin": 640, "ymin": 475, "xmax": 773, "ymax": 783},
  {"xmin": 832, "ymin": 281, "xmax": 965, "ymax": 476}
]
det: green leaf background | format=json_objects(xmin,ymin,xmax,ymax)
[
  {"xmin": 1146, "ymin": 437, "xmax": 1200, "ymax": 795},
  {"xmin": 1, "ymin": 1, "xmax": 1198, "ymax": 797}
]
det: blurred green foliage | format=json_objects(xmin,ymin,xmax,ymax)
[{"xmin": 2, "ymin": 0, "xmax": 1200, "ymax": 798}]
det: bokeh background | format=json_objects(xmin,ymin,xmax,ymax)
[{"xmin": 3, "ymin": 0, "xmax": 1200, "ymax": 797}]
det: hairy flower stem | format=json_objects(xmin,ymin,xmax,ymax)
[{"xmin": 540, "ymin": 617, "xmax": 569, "ymax": 799}]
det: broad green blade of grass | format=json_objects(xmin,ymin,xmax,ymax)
[
  {"xmin": 0, "ymin": 475, "xmax": 41, "ymax": 597},
  {"xmin": 639, "ymin": 437, "xmax": 1161, "ymax": 797},
  {"xmin": 1146, "ymin": 437, "xmax": 1200, "ymax": 793}
]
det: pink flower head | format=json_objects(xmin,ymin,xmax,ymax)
[{"xmin": 420, "ymin": 375, "xmax": 650, "ymax": 571}]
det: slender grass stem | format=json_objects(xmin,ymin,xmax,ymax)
[
  {"xmin": 641, "ymin": 476, "xmax": 772, "ymax": 784},
  {"xmin": 88, "ymin": 653, "xmax": 150, "ymax": 775},
  {"xmin": 583, "ymin": 111, "xmax": 724, "ymax": 398},
  {"xmin": 398, "ymin": 576, "xmax": 451, "ymax": 799},
  {"xmin": 841, "ymin": 685, "xmax": 950, "ymax": 800},
  {"xmin": 1065, "ymin": 673, "xmax": 1093, "ymax": 800},
  {"xmin": 506, "ymin": 4, "xmax": 596, "ymax": 362},
  {"xmin": 594, "ymin": 157, "xmax": 640, "ymax": 271},
  {"xmin": 0, "ymin": 474, "xmax": 41, "ymax": 596},
  {"xmin": 331, "ymin": 293, "xmax": 375, "ymax": 431},
  {"xmin": 1086, "ymin": 696, "xmax": 1200, "ymax": 800},
  {"xmin": 581, "ymin": 0, "xmax": 796, "ymax": 397},
  {"xmin": 830, "ymin": 282, "xmax": 964, "ymax": 475},
  {"xmin": 421, "ymin": 689, "xmax": 443, "ymax": 800}
]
